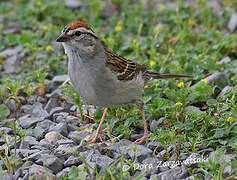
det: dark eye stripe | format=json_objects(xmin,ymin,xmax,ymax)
[{"xmin": 73, "ymin": 31, "xmax": 97, "ymax": 39}]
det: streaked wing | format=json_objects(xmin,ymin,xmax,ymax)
[{"xmin": 105, "ymin": 49, "xmax": 147, "ymax": 81}]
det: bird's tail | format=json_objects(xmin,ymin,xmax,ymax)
[{"xmin": 147, "ymin": 71, "xmax": 192, "ymax": 79}]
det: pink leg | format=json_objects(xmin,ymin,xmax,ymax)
[
  {"xmin": 134, "ymin": 104, "xmax": 148, "ymax": 144},
  {"xmin": 90, "ymin": 108, "xmax": 108, "ymax": 143}
]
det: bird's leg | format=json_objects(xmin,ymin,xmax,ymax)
[
  {"xmin": 135, "ymin": 101, "xmax": 148, "ymax": 144},
  {"xmin": 90, "ymin": 108, "xmax": 108, "ymax": 143}
]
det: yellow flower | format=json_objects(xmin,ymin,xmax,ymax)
[
  {"xmin": 46, "ymin": 45, "xmax": 53, "ymax": 52},
  {"xmin": 201, "ymin": 78, "xmax": 207, "ymax": 84},
  {"xmin": 168, "ymin": 49, "xmax": 175, "ymax": 54},
  {"xmin": 177, "ymin": 81, "xmax": 184, "ymax": 88},
  {"xmin": 159, "ymin": 3, "xmax": 165, "ymax": 11},
  {"xmin": 175, "ymin": 102, "xmax": 183, "ymax": 106},
  {"xmin": 149, "ymin": 60, "xmax": 156, "ymax": 68},
  {"xmin": 115, "ymin": 26, "xmax": 122, "ymax": 33},
  {"xmin": 226, "ymin": 117, "xmax": 234, "ymax": 124},
  {"xmin": 43, "ymin": 25, "xmax": 49, "ymax": 31}
]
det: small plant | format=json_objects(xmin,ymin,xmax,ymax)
[
  {"xmin": 1, "ymin": 78, "xmax": 22, "ymax": 105},
  {"xmin": 32, "ymin": 69, "xmax": 48, "ymax": 96},
  {"xmin": 62, "ymin": 83, "xmax": 85, "ymax": 122}
]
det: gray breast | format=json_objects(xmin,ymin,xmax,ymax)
[{"xmin": 67, "ymin": 47, "xmax": 144, "ymax": 107}]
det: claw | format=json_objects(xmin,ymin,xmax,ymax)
[{"xmin": 134, "ymin": 134, "xmax": 148, "ymax": 144}]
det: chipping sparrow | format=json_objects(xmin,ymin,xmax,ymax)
[{"xmin": 56, "ymin": 22, "xmax": 191, "ymax": 144}]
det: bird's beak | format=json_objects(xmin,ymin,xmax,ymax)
[{"xmin": 56, "ymin": 33, "xmax": 70, "ymax": 42}]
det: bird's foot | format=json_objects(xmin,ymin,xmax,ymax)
[
  {"xmin": 134, "ymin": 134, "xmax": 148, "ymax": 144},
  {"xmin": 89, "ymin": 128, "xmax": 108, "ymax": 143}
]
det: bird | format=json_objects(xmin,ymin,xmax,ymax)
[{"xmin": 56, "ymin": 21, "xmax": 191, "ymax": 144}]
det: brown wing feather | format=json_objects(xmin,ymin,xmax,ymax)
[{"xmin": 105, "ymin": 49, "xmax": 147, "ymax": 81}]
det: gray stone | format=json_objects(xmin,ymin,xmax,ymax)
[
  {"xmin": 141, "ymin": 157, "xmax": 159, "ymax": 175},
  {"xmin": 157, "ymin": 166, "xmax": 188, "ymax": 180},
  {"xmin": 2, "ymin": 22, "xmax": 21, "ymax": 35},
  {"xmin": 45, "ymin": 131, "xmax": 66, "ymax": 143},
  {"xmin": 37, "ymin": 119, "xmax": 55, "ymax": 131},
  {"xmin": 179, "ymin": 152, "xmax": 189, "ymax": 161},
  {"xmin": 65, "ymin": 0, "xmax": 86, "ymax": 9},
  {"xmin": 150, "ymin": 174, "xmax": 159, "ymax": 180},
  {"xmin": 91, "ymin": 154, "xmax": 114, "ymax": 170},
  {"xmin": 49, "ymin": 122, "xmax": 68, "ymax": 136},
  {"xmin": 46, "ymin": 88, "xmax": 63, "ymax": 98},
  {"xmin": 62, "ymin": 101, "xmax": 74, "ymax": 112},
  {"xmin": 54, "ymin": 144, "xmax": 79, "ymax": 156},
  {"xmin": 147, "ymin": 141, "xmax": 163, "ymax": 151},
  {"xmin": 119, "ymin": 139, "xmax": 133, "ymax": 146},
  {"xmin": 19, "ymin": 115, "xmax": 44, "ymax": 129},
  {"xmin": 67, "ymin": 124, "xmax": 78, "ymax": 132},
  {"xmin": 80, "ymin": 149, "xmax": 101, "ymax": 161},
  {"xmin": 12, "ymin": 149, "xmax": 39, "ymax": 158},
  {"xmin": 13, "ymin": 168, "xmax": 23, "ymax": 180},
  {"xmin": 27, "ymin": 150, "xmax": 50, "ymax": 162},
  {"xmin": 20, "ymin": 104, "xmax": 33, "ymax": 114},
  {"xmin": 33, "ymin": 126, "xmax": 47, "ymax": 140},
  {"xmin": 31, "ymin": 145, "xmax": 48, "ymax": 151},
  {"xmin": 52, "ymin": 74, "xmax": 69, "ymax": 84},
  {"xmin": 0, "ymin": 127, "xmax": 13, "ymax": 134},
  {"xmin": 68, "ymin": 130, "xmax": 90, "ymax": 143},
  {"xmin": 44, "ymin": 98, "xmax": 59, "ymax": 113},
  {"xmin": 7, "ymin": 98, "xmax": 17, "ymax": 112},
  {"xmin": 49, "ymin": 107, "xmax": 65, "ymax": 118},
  {"xmin": 21, "ymin": 171, "xmax": 29, "ymax": 180},
  {"xmin": 150, "ymin": 120, "xmax": 159, "ymax": 132},
  {"xmin": 78, "ymin": 161, "xmax": 96, "ymax": 176},
  {"xmin": 228, "ymin": 13, "xmax": 237, "ymax": 31},
  {"xmin": 3, "ymin": 55, "xmax": 22, "ymax": 74},
  {"xmin": 217, "ymin": 57, "xmax": 231, "ymax": 64},
  {"xmin": 53, "ymin": 112, "xmax": 69, "ymax": 123},
  {"xmin": 64, "ymin": 155, "xmax": 82, "ymax": 167},
  {"xmin": 36, "ymin": 53, "xmax": 47, "ymax": 60},
  {"xmin": 39, "ymin": 139, "xmax": 54, "ymax": 149},
  {"xmin": 185, "ymin": 106, "xmax": 203, "ymax": 115},
  {"xmin": 56, "ymin": 139, "xmax": 74, "ymax": 145},
  {"xmin": 223, "ymin": 165, "xmax": 232, "ymax": 178},
  {"xmin": 0, "ymin": 46, "xmax": 23, "ymax": 57},
  {"xmin": 41, "ymin": 154, "xmax": 64, "ymax": 173},
  {"xmin": 20, "ymin": 136, "xmax": 39, "ymax": 149},
  {"xmin": 0, "ymin": 172, "xmax": 14, "ymax": 180},
  {"xmin": 28, "ymin": 164, "xmax": 55, "ymax": 180},
  {"xmin": 206, "ymin": 72, "xmax": 229, "ymax": 87},
  {"xmin": 130, "ymin": 133, "xmax": 143, "ymax": 141},
  {"xmin": 184, "ymin": 153, "xmax": 202, "ymax": 167},
  {"xmin": 206, "ymin": 0, "xmax": 220, "ymax": 12},
  {"xmin": 217, "ymin": 86, "xmax": 233, "ymax": 100},
  {"xmin": 32, "ymin": 102, "xmax": 49, "ymax": 118},
  {"xmin": 70, "ymin": 105, "xmax": 77, "ymax": 111},
  {"xmin": 120, "ymin": 144, "xmax": 152, "ymax": 163},
  {"xmin": 56, "ymin": 167, "xmax": 71, "ymax": 179},
  {"xmin": 198, "ymin": 147, "xmax": 214, "ymax": 154}
]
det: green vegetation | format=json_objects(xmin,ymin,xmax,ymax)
[{"xmin": 0, "ymin": 0, "xmax": 236, "ymax": 179}]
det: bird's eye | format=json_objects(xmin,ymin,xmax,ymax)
[{"xmin": 75, "ymin": 31, "xmax": 82, "ymax": 36}]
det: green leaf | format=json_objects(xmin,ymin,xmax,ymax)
[
  {"xmin": 0, "ymin": 104, "xmax": 10, "ymax": 121},
  {"xmin": 214, "ymin": 128, "xmax": 224, "ymax": 138},
  {"xmin": 207, "ymin": 98, "xmax": 217, "ymax": 105},
  {"xmin": 68, "ymin": 166, "xmax": 79, "ymax": 178}
]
